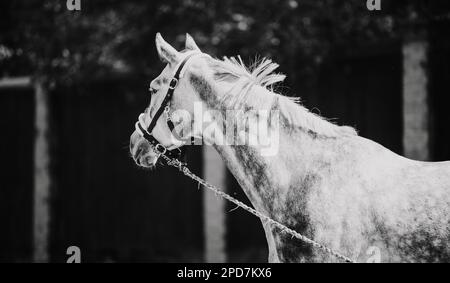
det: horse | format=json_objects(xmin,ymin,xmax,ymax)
[{"xmin": 130, "ymin": 33, "xmax": 450, "ymax": 263}]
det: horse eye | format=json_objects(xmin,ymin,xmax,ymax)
[{"xmin": 149, "ymin": 87, "xmax": 157, "ymax": 95}]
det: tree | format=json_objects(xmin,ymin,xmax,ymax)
[{"xmin": 1, "ymin": 0, "xmax": 448, "ymax": 89}]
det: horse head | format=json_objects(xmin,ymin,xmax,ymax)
[{"xmin": 130, "ymin": 33, "xmax": 211, "ymax": 168}]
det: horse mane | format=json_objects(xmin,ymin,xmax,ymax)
[{"xmin": 209, "ymin": 56, "xmax": 357, "ymax": 138}]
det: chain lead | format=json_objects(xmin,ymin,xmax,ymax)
[{"xmin": 158, "ymin": 149, "xmax": 355, "ymax": 263}]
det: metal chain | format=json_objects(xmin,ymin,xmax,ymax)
[{"xmin": 158, "ymin": 153, "xmax": 356, "ymax": 263}]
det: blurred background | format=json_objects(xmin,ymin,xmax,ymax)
[{"xmin": 0, "ymin": 0, "xmax": 449, "ymax": 262}]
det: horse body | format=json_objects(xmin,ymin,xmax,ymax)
[
  {"xmin": 131, "ymin": 34, "xmax": 450, "ymax": 262},
  {"xmin": 216, "ymin": 121, "xmax": 450, "ymax": 262}
]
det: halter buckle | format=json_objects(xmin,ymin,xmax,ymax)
[
  {"xmin": 155, "ymin": 144, "xmax": 167, "ymax": 155},
  {"xmin": 168, "ymin": 78, "xmax": 178, "ymax": 90}
]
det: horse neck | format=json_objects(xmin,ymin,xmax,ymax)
[{"xmin": 206, "ymin": 81, "xmax": 331, "ymax": 216}]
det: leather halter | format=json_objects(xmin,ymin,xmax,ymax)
[{"xmin": 136, "ymin": 52, "xmax": 201, "ymax": 159}]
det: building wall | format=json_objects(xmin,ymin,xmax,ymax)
[
  {"xmin": 0, "ymin": 87, "xmax": 34, "ymax": 262},
  {"xmin": 430, "ymin": 24, "xmax": 450, "ymax": 161}
]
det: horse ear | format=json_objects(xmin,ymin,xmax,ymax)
[
  {"xmin": 155, "ymin": 33, "xmax": 180, "ymax": 64},
  {"xmin": 185, "ymin": 33, "xmax": 201, "ymax": 51}
]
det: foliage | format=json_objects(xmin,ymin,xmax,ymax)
[{"xmin": 0, "ymin": 0, "xmax": 448, "ymax": 89}]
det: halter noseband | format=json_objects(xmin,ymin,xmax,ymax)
[{"xmin": 136, "ymin": 52, "xmax": 201, "ymax": 159}]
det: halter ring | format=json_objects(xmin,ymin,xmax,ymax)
[{"xmin": 168, "ymin": 78, "xmax": 178, "ymax": 89}]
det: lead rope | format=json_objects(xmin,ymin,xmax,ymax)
[{"xmin": 157, "ymin": 153, "xmax": 356, "ymax": 263}]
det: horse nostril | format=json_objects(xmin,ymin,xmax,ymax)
[
  {"xmin": 130, "ymin": 130, "xmax": 142, "ymax": 153},
  {"xmin": 134, "ymin": 145, "xmax": 143, "ymax": 160}
]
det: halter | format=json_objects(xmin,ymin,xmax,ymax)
[{"xmin": 136, "ymin": 52, "xmax": 201, "ymax": 159}]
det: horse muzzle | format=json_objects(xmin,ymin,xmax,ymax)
[{"xmin": 130, "ymin": 131, "xmax": 158, "ymax": 168}]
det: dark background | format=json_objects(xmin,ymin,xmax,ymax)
[{"xmin": 0, "ymin": 0, "xmax": 449, "ymax": 262}]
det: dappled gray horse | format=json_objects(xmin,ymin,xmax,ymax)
[{"xmin": 130, "ymin": 33, "xmax": 450, "ymax": 262}]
